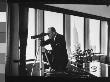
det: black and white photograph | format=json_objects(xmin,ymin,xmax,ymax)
[{"xmin": 0, "ymin": 0, "xmax": 110, "ymax": 81}]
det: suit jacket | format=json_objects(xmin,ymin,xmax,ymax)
[{"xmin": 41, "ymin": 33, "xmax": 68, "ymax": 66}]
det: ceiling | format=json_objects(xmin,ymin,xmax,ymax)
[{"xmin": 46, "ymin": 4, "xmax": 110, "ymax": 18}]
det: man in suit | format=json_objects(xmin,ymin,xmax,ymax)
[{"xmin": 41, "ymin": 27, "xmax": 68, "ymax": 72}]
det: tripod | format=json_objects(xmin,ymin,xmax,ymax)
[{"xmin": 30, "ymin": 38, "xmax": 51, "ymax": 76}]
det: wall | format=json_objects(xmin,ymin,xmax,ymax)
[{"xmin": 0, "ymin": 1, "xmax": 6, "ymax": 82}]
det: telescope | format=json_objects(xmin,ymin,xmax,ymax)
[{"xmin": 31, "ymin": 33, "xmax": 49, "ymax": 39}]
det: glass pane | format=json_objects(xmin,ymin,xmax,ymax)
[
  {"xmin": 26, "ymin": 8, "xmax": 35, "ymax": 64},
  {"xmin": 89, "ymin": 19, "xmax": 100, "ymax": 53},
  {"xmin": 44, "ymin": 11, "xmax": 63, "ymax": 34},
  {"xmin": 44, "ymin": 11, "xmax": 63, "ymax": 50},
  {"xmin": 101, "ymin": 21, "xmax": 108, "ymax": 55},
  {"xmin": 70, "ymin": 15, "xmax": 84, "ymax": 53}
]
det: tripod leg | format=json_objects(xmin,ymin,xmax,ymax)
[
  {"xmin": 44, "ymin": 52, "xmax": 50, "ymax": 65},
  {"xmin": 30, "ymin": 59, "xmax": 37, "ymax": 76}
]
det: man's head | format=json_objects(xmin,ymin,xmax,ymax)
[{"xmin": 48, "ymin": 27, "xmax": 56, "ymax": 39}]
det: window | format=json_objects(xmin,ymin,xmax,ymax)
[
  {"xmin": 89, "ymin": 19, "xmax": 100, "ymax": 53},
  {"xmin": 44, "ymin": 11, "xmax": 63, "ymax": 34},
  {"xmin": 101, "ymin": 21, "xmax": 108, "ymax": 55},
  {"xmin": 44, "ymin": 11, "xmax": 63, "ymax": 50},
  {"xmin": 70, "ymin": 15, "xmax": 84, "ymax": 52},
  {"xmin": 26, "ymin": 8, "xmax": 35, "ymax": 64}
]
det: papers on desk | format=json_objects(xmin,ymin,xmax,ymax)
[{"xmin": 89, "ymin": 61, "xmax": 101, "ymax": 77}]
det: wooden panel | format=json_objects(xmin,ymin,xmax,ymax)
[
  {"xmin": 0, "ymin": 32, "xmax": 6, "ymax": 43},
  {"xmin": 0, "ymin": 64, "xmax": 5, "ymax": 73},
  {"xmin": 0, "ymin": 74, "xmax": 5, "ymax": 82},
  {"xmin": 0, "ymin": 12, "xmax": 6, "ymax": 22},
  {"xmin": 0, "ymin": 3, "xmax": 6, "ymax": 12},
  {"xmin": 0, "ymin": 22, "xmax": 6, "ymax": 32},
  {"xmin": 0, "ymin": 53, "xmax": 5, "ymax": 64},
  {"xmin": 0, "ymin": 43, "xmax": 6, "ymax": 53},
  {"xmin": 0, "ymin": 1, "xmax": 6, "ymax": 78}
]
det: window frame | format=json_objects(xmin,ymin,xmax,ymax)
[{"xmin": 26, "ymin": 4, "xmax": 109, "ymax": 59}]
